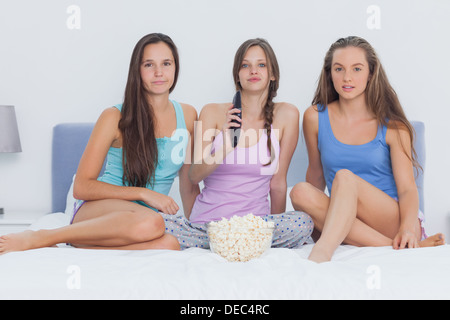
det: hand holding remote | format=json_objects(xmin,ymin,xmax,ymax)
[{"xmin": 230, "ymin": 91, "xmax": 242, "ymax": 148}]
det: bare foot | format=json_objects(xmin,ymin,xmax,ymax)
[
  {"xmin": 0, "ymin": 231, "xmax": 39, "ymax": 255},
  {"xmin": 419, "ymin": 233, "xmax": 445, "ymax": 248},
  {"xmin": 308, "ymin": 242, "xmax": 334, "ymax": 263}
]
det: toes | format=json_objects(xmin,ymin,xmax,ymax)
[{"xmin": 429, "ymin": 233, "xmax": 446, "ymax": 246}]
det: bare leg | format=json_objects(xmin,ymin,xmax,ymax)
[
  {"xmin": 419, "ymin": 234, "xmax": 445, "ymax": 248},
  {"xmin": 73, "ymin": 233, "xmax": 180, "ymax": 251},
  {"xmin": 0, "ymin": 199, "xmax": 180, "ymax": 255},
  {"xmin": 290, "ymin": 182, "xmax": 394, "ymax": 249}
]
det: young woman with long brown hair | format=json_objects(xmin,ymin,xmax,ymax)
[
  {"xmin": 160, "ymin": 38, "xmax": 313, "ymax": 249},
  {"xmin": 0, "ymin": 33, "xmax": 199, "ymax": 254},
  {"xmin": 290, "ymin": 36, "xmax": 444, "ymax": 263}
]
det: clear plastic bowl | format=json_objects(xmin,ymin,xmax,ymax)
[{"xmin": 207, "ymin": 224, "xmax": 275, "ymax": 262}]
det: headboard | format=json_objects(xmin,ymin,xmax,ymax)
[
  {"xmin": 51, "ymin": 121, "xmax": 425, "ymax": 213},
  {"xmin": 51, "ymin": 123, "xmax": 96, "ymax": 213},
  {"xmin": 412, "ymin": 121, "xmax": 426, "ymax": 213}
]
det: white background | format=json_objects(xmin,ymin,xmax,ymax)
[{"xmin": 0, "ymin": 0, "xmax": 449, "ymax": 236}]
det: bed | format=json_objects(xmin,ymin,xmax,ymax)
[{"xmin": 0, "ymin": 121, "xmax": 449, "ymax": 300}]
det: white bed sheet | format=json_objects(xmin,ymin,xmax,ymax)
[{"xmin": 0, "ymin": 213, "xmax": 449, "ymax": 300}]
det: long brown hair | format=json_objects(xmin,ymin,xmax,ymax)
[
  {"xmin": 232, "ymin": 38, "xmax": 280, "ymax": 165},
  {"xmin": 119, "ymin": 33, "xmax": 180, "ymax": 187},
  {"xmin": 312, "ymin": 36, "xmax": 420, "ymax": 173}
]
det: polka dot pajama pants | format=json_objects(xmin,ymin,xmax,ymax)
[{"xmin": 160, "ymin": 211, "xmax": 314, "ymax": 250}]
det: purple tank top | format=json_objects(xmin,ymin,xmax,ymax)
[{"xmin": 189, "ymin": 128, "xmax": 280, "ymax": 224}]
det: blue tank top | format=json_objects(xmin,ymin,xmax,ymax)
[
  {"xmin": 98, "ymin": 100, "xmax": 189, "ymax": 210},
  {"xmin": 318, "ymin": 105, "xmax": 398, "ymax": 199}
]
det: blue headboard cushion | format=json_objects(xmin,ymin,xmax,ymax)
[
  {"xmin": 51, "ymin": 121, "xmax": 425, "ymax": 213},
  {"xmin": 412, "ymin": 121, "xmax": 425, "ymax": 213},
  {"xmin": 52, "ymin": 123, "xmax": 95, "ymax": 213}
]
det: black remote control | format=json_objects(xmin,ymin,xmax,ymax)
[{"xmin": 231, "ymin": 91, "xmax": 242, "ymax": 148}]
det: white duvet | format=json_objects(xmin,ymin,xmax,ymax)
[{"xmin": 0, "ymin": 213, "xmax": 449, "ymax": 300}]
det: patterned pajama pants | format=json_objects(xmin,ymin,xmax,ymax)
[{"xmin": 160, "ymin": 211, "xmax": 314, "ymax": 250}]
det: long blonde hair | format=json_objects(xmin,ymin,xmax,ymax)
[{"xmin": 312, "ymin": 36, "xmax": 420, "ymax": 173}]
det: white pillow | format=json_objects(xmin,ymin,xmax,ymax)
[
  {"xmin": 29, "ymin": 213, "xmax": 72, "ymax": 231},
  {"xmin": 285, "ymin": 186, "xmax": 294, "ymax": 212},
  {"xmin": 169, "ymin": 176, "xmax": 184, "ymax": 216},
  {"xmin": 65, "ymin": 174, "xmax": 77, "ymax": 215}
]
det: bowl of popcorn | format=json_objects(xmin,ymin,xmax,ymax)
[{"xmin": 207, "ymin": 214, "xmax": 275, "ymax": 262}]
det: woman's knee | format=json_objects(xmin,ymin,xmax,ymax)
[
  {"xmin": 129, "ymin": 210, "xmax": 166, "ymax": 243},
  {"xmin": 290, "ymin": 182, "xmax": 319, "ymax": 210},
  {"xmin": 160, "ymin": 234, "xmax": 181, "ymax": 251},
  {"xmin": 331, "ymin": 169, "xmax": 359, "ymax": 197},
  {"xmin": 333, "ymin": 169, "xmax": 357, "ymax": 186}
]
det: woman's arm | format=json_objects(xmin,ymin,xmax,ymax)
[
  {"xmin": 73, "ymin": 107, "xmax": 179, "ymax": 215},
  {"xmin": 303, "ymin": 106, "xmax": 326, "ymax": 191},
  {"xmin": 387, "ymin": 122, "xmax": 420, "ymax": 248},
  {"xmin": 179, "ymin": 104, "xmax": 201, "ymax": 219},
  {"xmin": 73, "ymin": 107, "xmax": 134, "ymax": 201},
  {"xmin": 188, "ymin": 103, "xmax": 237, "ymax": 184},
  {"xmin": 270, "ymin": 103, "xmax": 299, "ymax": 214}
]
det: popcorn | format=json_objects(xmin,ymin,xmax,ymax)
[{"xmin": 207, "ymin": 214, "xmax": 275, "ymax": 262}]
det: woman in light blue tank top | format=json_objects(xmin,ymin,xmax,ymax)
[
  {"xmin": 290, "ymin": 36, "xmax": 444, "ymax": 263},
  {"xmin": 0, "ymin": 33, "xmax": 199, "ymax": 254},
  {"xmin": 96, "ymin": 101, "xmax": 190, "ymax": 211}
]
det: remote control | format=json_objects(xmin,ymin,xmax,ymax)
[{"xmin": 231, "ymin": 91, "xmax": 242, "ymax": 148}]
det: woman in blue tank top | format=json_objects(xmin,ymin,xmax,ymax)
[
  {"xmin": 0, "ymin": 33, "xmax": 199, "ymax": 254},
  {"xmin": 290, "ymin": 36, "xmax": 444, "ymax": 263}
]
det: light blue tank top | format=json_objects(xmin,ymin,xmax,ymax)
[
  {"xmin": 318, "ymin": 105, "xmax": 398, "ymax": 199},
  {"xmin": 98, "ymin": 100, "xmax": 189, "ymax": 210}
]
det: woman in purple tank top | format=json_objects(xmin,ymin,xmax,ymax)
[
  {"xmin": 161, "ymin": 39, "xmax": 313, "ymax": 250},
  {"xmin": 290, "ymin": 36, "xmax": 444, "ymax": 263}
]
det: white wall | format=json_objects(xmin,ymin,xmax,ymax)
[{"xmin": 1, "ymin": 0, "xmax": 449, "ymax": 236}]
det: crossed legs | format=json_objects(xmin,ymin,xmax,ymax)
[
  {"xmin": 290, "ymin": 169, "xmax": 445, "ymax": 263},
  {"xmin": 0, "ymin": 199, "xmax": 180, "ymax": 255}
]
